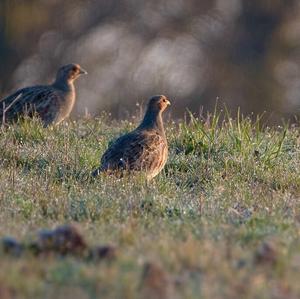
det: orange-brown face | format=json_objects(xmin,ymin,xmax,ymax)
[
  {"xmin": 57, "ymin": 64, "xmax": 88, "ymax": 82},
  {"xmin": 149, "ymin": 95, "xmax": 171, "ymax": 112}
]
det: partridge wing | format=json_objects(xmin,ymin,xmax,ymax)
[
  {"xmin": 100, "ymin": 131, "xmax": 137, "ymax": 171},
  {"xmin": 0, "ymin": 86, "xmax": 60, "ymax": 123},
  {"xmin": 100, "ymin": 130, "xmax": 167, "ymax": 175}
]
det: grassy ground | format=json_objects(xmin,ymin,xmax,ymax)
[{"xmin": 0, "ymin": 112, "xmax": 300, "ymax": 299}]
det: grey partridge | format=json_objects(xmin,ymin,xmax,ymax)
[
  {"xmin": 92, "ymin": 95, "xmax": 171, "ymax": 180},
  {"xmin": 0, "ymin": 63, "xmax": 87, "ymax": 126}
]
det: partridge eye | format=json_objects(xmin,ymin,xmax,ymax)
[{"xmin": 72, "ymin": 66, "xmax": 77, "ymax": 72}]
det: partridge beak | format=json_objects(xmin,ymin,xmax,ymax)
[
  {"xmin": 166, "ymin": 99, "xmax": 171, "ymax": 106},
  {"xmin": 79, "ymin": 68, "xmax": 88, "ymax": 75}
]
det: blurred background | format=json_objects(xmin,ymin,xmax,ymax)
[{"xmin": 1, "ymin": 0, "xmax": 300, "ymax": 122}]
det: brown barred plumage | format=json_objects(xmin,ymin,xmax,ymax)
[
  {"xmin": 0, "ymin": 64, "xmax": 87, "ymax": 126},
  {"xmin": 92, "ymin": 95, "xmax": 171, "ymax": 180}
]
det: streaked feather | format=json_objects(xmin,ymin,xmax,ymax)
[
  {"xmin": 0, "ymin": 86, "xmax": 61, "ymax": 125},
  {"xmin": 0, "ymin": 63, "xmax": 86, "ymax": 126},
  {"xmin": 93, "ymin": 95, "xmax": 170, "ymax": 180}
]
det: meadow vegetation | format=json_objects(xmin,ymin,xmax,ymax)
[{"xmin": 0, "ymin": 111, "xmax": 300, "ymax": 299}]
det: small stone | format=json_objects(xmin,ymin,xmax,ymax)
[
  {"xmin": 52, "ymin": 224, "xmax": 87, "ymax": 256},
  {"xmin": 1, "ymin": 237, "xmax": 23, "ymax": 257},
  {"xmin": 254, "ymin": 242, "xmax": 277, "ymax": 265},
  {"xmin": 90, "ymin": 245, "xmax": 117, "ymax": 261},
  {"xmin": 37, "ymin": 229, "xmax": 56, "ymax": 252},
  {"xmin": 139, "ymin": 262, "xmax": 175, "ymax": 299}
]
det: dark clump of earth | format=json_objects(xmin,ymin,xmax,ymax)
[{"xmin": 0, "ymin": 224, "xmax": 117, "ymax": 262}]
